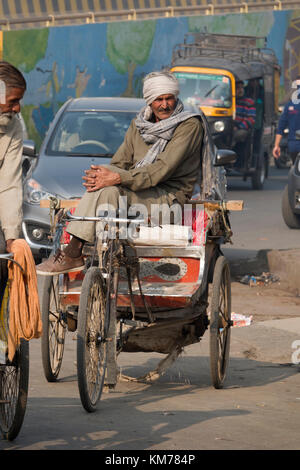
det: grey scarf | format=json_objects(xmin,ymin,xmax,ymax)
[{"xmin": 134, "ymin": 99, "xmax": 198, "ymax": 168}]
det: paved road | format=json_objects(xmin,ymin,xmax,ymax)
[
  {"xmin": 1, "ymin": 162, "xmax": 300, "ymax": 451},
  {"xmin": 223, "ymin": 164, "xmax": 300, "ymax": 263}
]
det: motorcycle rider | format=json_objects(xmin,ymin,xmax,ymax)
[{"xmin": 273, "ymin": 76, "xmax": 300, "ymax": 165}]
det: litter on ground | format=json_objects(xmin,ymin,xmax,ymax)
[
  {"xmin": 238, "ymin": 272, "xmax": 280, "ymax": 287},
  {"xmin": 231, "ymin": 313, "xmax": 253, "ymax": 327},
  {"xmin": 208, "ymin": 312, "xmax": 253, "ymax": 327}
]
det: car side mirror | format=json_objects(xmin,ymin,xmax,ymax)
[
  {"xmin": 23, "ymin": 139, "xmax": 37, "ymax": 157},
  {"xmin": 295, "ymin": 130, "xmax": 300, "ymax": 140},
  {"xmin": 214, "ymin": 149, "xmax": 237, "ymax": 166}
]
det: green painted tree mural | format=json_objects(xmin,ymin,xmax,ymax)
[
  {"xmin": 284, "ymin": 10, "xmax": 300, "ymax": 88},
  {"xmin": 3, "ymin": 28, "xmax": 49, "ymax": 72},
  {"xmin": 106, "ymin": 21, "xmax": 156, "ymax": 97},
  {"xmin": 188, "ymin": 12, "xmax": 274, "ymax": 38}
]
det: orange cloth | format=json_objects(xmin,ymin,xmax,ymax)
[{"xmin": 7, "ymin": 239, "xmax": 42, "ymax": 361}]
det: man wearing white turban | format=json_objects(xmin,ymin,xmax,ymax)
[{"xmin": 37, "ymin": 71, "xmax": 204, "ymax": 275}]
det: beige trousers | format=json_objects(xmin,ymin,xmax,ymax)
[{"xmin": 67, "ymin": 185, "xmax": 179, "ymax": 243}]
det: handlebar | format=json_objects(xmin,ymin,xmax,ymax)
[
  {"xmin": 65, "ymin": 210, "xmax": 145, "ymax": 225},
  {"xmin": 0, "ymin": 253, "xmax": 25, "ymax": 273},
  {"xmin": 0, "ymin": 253, "xmax": 13, "ymax": 260}
]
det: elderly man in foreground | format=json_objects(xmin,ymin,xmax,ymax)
[
  {"xmin": 37, "ymin": 71, "xmax": 203, "ymax": 275},
  {"xmin": 0, "ymin": 61, "xmax": 27, "ymax": 304}
]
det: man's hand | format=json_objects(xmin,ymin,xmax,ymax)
[
  {"xmin": 272, "ymin": 145, "xmax": 281, "ymax": 159},
  {"xmin": 273, "ymin": 134, "xmax": 282, "ymax": 159},
  {"xmin": 82, "ymin": 165, "xmax": 121, "ymax": 192},
  {"xmin": 6, "ymin": 239, "xmax": 14, "ymax": 253}
]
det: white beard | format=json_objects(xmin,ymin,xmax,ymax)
[{"xmin": 0, "ymin": 112, "xmax": 13, "ymax": 127}]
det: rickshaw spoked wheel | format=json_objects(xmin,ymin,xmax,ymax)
[
  {"xmin": 0, "ymin": 339, "xmax": 29, "ymax": 441},
  {"xmin": 209, "ymin": 256, "xmax": 231, "ymax": 389},
  {"xmin": 77, "ymin": 267, "xmax": 108, "ymax": 413},
  {"xmin": 39, "ymin": 275, "xmax": 67, "ymax": 382}
]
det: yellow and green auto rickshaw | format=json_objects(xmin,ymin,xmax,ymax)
[{"xmin": 170, "ymin": 32, "xmax": 281, "ymax": 189}]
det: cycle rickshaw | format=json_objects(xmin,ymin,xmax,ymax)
[
  {"xmin": 38, "ymin": 114, "xmax": 242, "ymax": 412},
  {"xmin": 0, "ymin": 253, "xmax": 30, "ymax": 441}
]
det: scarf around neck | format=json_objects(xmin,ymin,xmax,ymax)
[{"xmin": 134, "ymin": 99, "xmax": 199, "ymax": 168}]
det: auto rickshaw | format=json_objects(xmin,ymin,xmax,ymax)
[{"xmin": 170, "ymin": 32, "xmax": 281, "ymax": 189}]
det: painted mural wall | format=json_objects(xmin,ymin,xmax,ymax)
[{"xmin": 3, "ymin": 9, "xmax": 300, "ymax": 146}]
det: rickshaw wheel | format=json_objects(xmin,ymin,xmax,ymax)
[
  {"xmin": 77, "ymin": 267, "xmax": 108, "ymax": 413},
  {"xmin": 0, "ymin": 339, "xmax": 29, "ymax": 441},
  {"xmin": 209, "ymin": 256, "xmax": 231, "ymax": 389},
  {"xmin": 39, "ymin": 275, "xmax": 67, "ymax": 382},
  {"xmin": 251, "ymin": 148, "xmax": 265, "ymax": 190}
]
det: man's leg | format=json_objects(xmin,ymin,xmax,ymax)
[
  {"xmin": 36, "ymin": 186, "xmax": 121, "ymax": 275},
  {"xmin": 123, "ymin": 186, "xmax": 181, "ymax": 225},
  {"xmin": 36, "ymin": 185, "xmax": 181, "ymax": 275},
  {"xmin": 67, "ymin": 186, "xmax": 121, "ymax": 243}
]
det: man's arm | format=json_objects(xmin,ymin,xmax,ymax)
[
  {"xmin": 273, "ymin": 104, "xmax": 289, "ymax": 159},
  {"xmin": 272, "ymin": 133, "xmax": 282, "ymax": 159},
  {"xmin": 0, "ymin": 119, "xmax": 23, "ymax": 244},
  {"xmin": 115, "ymin": 118, "xmax": 202, "ymax": 192}
]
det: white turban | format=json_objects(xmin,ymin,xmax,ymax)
[{"xmin": 143, "ymin": 71, "xmax": 179, "ymax": 105}]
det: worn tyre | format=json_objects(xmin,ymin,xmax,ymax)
[
  {"xmin": 251, "ymin": 149, "xmax": 265, "ymax": 190},
  {"xmin": 281, "ymin": 184, "xmax": 300, "ymax": 229},
  {"xmin": 39, "ymin": 275, "xmax": 66, "ymax": 382},
  {"xmin": 77, "ymin": 267, "xmax": 108, "ymax": 412},
  {"xmin": 274, "ymin": 154, "xmax": 290, "ymax": 169},
  {"xmin": 209, "ymin": 256, "xmax": 231, "ymax": 389},
  {"xmin": 0, "ymin": 339, "xmax": 29, "ymax": 441}
]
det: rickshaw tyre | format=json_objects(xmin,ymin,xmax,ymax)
[
  {"xmin": 209, "ymin": 256, "xmax": 231, "ymax": 389},
  {"xmin": 77, "ymin": 267, "xmax": 108, "ymax": 413},
  {"xmin": 281, "ymin": 185, "xmax": 300, "ymax": 229},
  {"xmin": 251, "ymin": 147, "xmax": 265, "ymax": 190},
  {"xmin": 39, "ymin": 275, "xmax": 66, "ymax": 382},
  {"xmin": 274, "ymin": 157, "xmax": 288, "ymax": 169},
  {"xmin": 0, "ymin": 339, "xmax": 29, "ymax": 441}
]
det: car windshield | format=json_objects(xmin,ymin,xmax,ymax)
[
  {"xmin": 174, "ymin": 72, "xmax": 232, "ymax": 109},
  {"xmin": 46, "ymin": 110, "xmax": 138, "ymax": 156}
]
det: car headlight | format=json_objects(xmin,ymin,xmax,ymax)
[
  {"xmin": 24, "ymin": 178, "xmax": 56, "ymax": 205},
  {"xmin": 214, "ymin": 120, "xmax": 225, "ymax": 132}
]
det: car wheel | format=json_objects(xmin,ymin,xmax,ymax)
[{"xmin": 281, "ymin": 185, "xmax": 300, "ymax": 229}]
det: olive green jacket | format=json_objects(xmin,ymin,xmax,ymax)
[
  {"xmin": 0, "ymin": 115, "xmax": 23, "ymax": 240},
  {"xmin": 109, "ymin": 117, "xmax": 203, "ymax": 206}
]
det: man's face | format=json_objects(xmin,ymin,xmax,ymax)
[
  {"xmin": 236, "ymin": 82, "xmax": 244, "ymax": 98},
  {"xmin": 0, "ymin": 87, "xmax": 24, "ymax": 126},
  {"xmin": 150, "ymin": 94, "xmax": 177, "ymax": 121}
]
